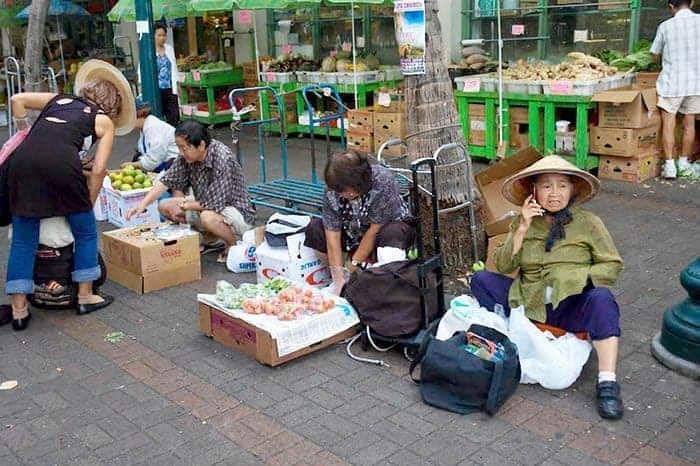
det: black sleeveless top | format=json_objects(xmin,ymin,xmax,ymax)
[{"xmin": 8, "ymin": 94, "xmax": 102, "ymax": 218}]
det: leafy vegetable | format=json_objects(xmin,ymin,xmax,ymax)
[{"xmin": 592, "ymin": 49, "xmax": 624, "ymax": 65}]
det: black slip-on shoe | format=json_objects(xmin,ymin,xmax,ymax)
[{"xmin": 76, "ymin": 295, "xmax": 114, "ymax": 316}]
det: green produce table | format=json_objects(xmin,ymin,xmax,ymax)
[
  {"xmin": 258, "ymin": 79, "xmax": 404, "ymax": 137},
  {"xmin": 179, "ymin": 67, "xmax": 244, "ymax": 126},
  {"xmin": 454, "ymin": 90, "xmax": 598, "ymax": 170}
]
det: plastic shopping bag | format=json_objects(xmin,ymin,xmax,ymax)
[
  {"xmin": 226, "ymin": 241, "xmax": 257, "ymax": 273},
  {"xmin": 436, "ymin": 295, "xmax": 509, "ymax": 340},
  {"xmin": 508, "ymin": 306, "xmax": 592, "ymax": 389}
]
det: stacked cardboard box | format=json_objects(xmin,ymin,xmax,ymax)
[
  {"xmin": 591, "ymin": 86, "xmax": 662, "ymax": 183},
  {"xmin": 346, "ymin": 108, "xmax": 375, "ymax": 154},
  {"xmin": 268, "ymin": 93, "xmax": 297, "ymax": 126},
  {"xmin": 373, "ymin": 111, "xmax": 407, "ymax": 158},
  {"xmin": 475, "ymin": 147, "xmax": 543, "ymax": 277}
]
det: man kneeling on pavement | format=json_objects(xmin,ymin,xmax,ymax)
[{"xmin": 127, "ymin": 121, "xmax": 256, "ymax": 262}]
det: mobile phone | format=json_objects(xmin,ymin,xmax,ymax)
[{"xmin": 531, "ymin": 183, "xmax": 537, "ymax": 201}]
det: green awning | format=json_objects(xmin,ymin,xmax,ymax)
[
  {"xmin": 107, "ymin": 0, "xmax": 196, "ymax": 22},
  {"xmin": 189, "ymin": 0, "xmax": 389, "ymax": 14}
]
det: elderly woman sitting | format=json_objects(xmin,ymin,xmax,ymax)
[{"xmin": 471, "ymin": 156, "xmax": 624, "ymax": 420}]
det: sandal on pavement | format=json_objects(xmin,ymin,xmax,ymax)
[
  {"xmin": 200, "ymin": 241, "xmax": 225, "ymax": 255},
  {"xmin": 596, "ymin": 381, "xmax": 624, "ymax": 420},
  {"xmin": 76, "ymin": 294, "xmax": 114, "ymax": 316}
]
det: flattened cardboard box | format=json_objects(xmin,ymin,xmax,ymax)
[
  {"xmin": 475, "ymin": 147, "xmax": 543, "ymax": 237},
  {"xmin": 102, "ymin": 223, "xmax": 201, "ymax": 294},
  {"xmin": 198, "ymin": 302, "xmax": 358, "ymax": 367},
  {"xmin": 590, "ymin": 120, "xmax": 660, "ymax": 157},
  {"xmin": 592, "ymin": 86, "xmax": 659, "ymax": 129},
  {"xmin": 598, "ymin": 150, "xmax": 661, "ymax": 183}
]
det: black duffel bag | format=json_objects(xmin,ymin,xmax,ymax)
[
  {"xmin": 29, "ymin": 243, "xmax": 107, "ymax": 310},
  {"xmin": 409, "ymin": 325, "xmax": 521, "ymax": 415},
  {"xmin": 342, "ymin": 259, "xmax": 440, "ymax": 337}
]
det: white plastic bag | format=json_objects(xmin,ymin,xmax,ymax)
[
  {"xmin": 436, "ymin": 295, "xmax": 509, "ymax": 340},
  {"xmin": 226, "ymin": 241, "xmax": 257, "ymax": 273},
  {"xmin": 508, "ymin": 306, "xmax": 592, "ymax": 389}
]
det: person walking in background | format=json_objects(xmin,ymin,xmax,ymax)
[
  {"xmin": 650, "ymin": 0, "xmax": 700, "ymax": 179},
  {"xmin": 154, "ymin": 23, "xmax": 180, "ymax": 127}
]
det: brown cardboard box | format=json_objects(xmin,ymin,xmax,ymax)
[
  {"xmin": 598, "ymin": 150, "xmax": 661, "ymax": 183},
  {"xmin": 590, "ymin": 121, "xmax": 661, "ymax": 157},
  {"xmin": 373, "ymin": 111, "xmax": 406, "ymax": 139},
  {"xmin": 475, "ymin": 147, "xmax": 543, "ymax": 237},
  {"xmin": 597, "ymin": 0, "xmax": 620, "ymax": 9},
  {"xmin": 509, "ymin": 122, "xmax": 530, "ymax": 149},
  {"xmin": 486, "ymin": 233, "xmax": 518, "ymax": 278},
  {"xmin": 198, "ymin": 301, "xmax": 359, "ymax": 367},
  {"xmin": 347, "ymin": 108, "xmax": 374, "ymax": 135},
  {"xmin": 509, "ymin": 106, "xmax": 530, "ymax": 124},
  {"xmin": 592, "ymin": 86, "xmax": 659, "ymax": 129},
  {"xmin": 468, "ymin": 104, "xmax": 489, "ymax": 146},
  {"xmin": 375, "ymin": 132, "xmax": 406, "ymax": 158},
  {"xmin": 102, "ymin": 223, "xmax": 201, "ymax": 294},
  {"xmin": 634, "ymin": 72, "xmax": 659, "ymax": 88},
  {"xmin": 347, "ymin": 131, "xmax": 374, "ymax": 154}
]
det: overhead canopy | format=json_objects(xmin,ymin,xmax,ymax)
[
  {"xmin": 189, "ymin": 0, "xmax": 389, "ymax": 13},
  {"xmin": 107, "ymin": 0, "xmax": 196, "ymax": 22},
  {"xmin": 16, "ymin": 0, "xmax": 90, "ymax": 19}
]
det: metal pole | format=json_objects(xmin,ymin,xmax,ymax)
[{"xmin": 135, "ymin": 0, "xmax": 162, "ymax": 117}]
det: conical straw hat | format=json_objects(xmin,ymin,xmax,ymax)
[
  {"xmin": 501, "ymin": 155, "xmax": 599, "ymax": 206},
  {"xmin": 74, "ymin": 60, "xmax": 136, "ymax": 136}
]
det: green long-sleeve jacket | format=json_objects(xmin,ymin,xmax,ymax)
[{"xmin": 494, "ymin": 207, "xmax": 623, "ymax": 323}]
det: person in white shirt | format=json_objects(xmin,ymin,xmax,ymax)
[
  {"xmin": 125, "ymin": 99, "xmax": 178, "ymax": 173},
  {"xmin": 650, "ymin": 0, "xmax": 700, "ymax": 179}
]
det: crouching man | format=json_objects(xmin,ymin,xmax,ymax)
[{"xmin": 126, "ymin": 120, "xmax": 256, "ymax": 262}]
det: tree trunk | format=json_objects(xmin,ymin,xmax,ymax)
[
  {"xmin": 1, "ymin": 27, "xmax": 12, "ymax": 57},
  {"xmin": 23, "ymin": 0, "xmax": 50, "ymax": 92},
  {"xmin": 403, "ymin": 0, "xmax": 486, "ymax": 274}
]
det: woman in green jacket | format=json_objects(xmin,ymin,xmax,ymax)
[{"xmin": 471, "ymin": 156, "xmax": 624, "ymax": 420}]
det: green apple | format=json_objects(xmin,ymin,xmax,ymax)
[
  {"xmin": 132, "ymin": 182, "xmax": 143, "ymax": 190},
  {"xmin": 120, "ymin": 183, "xmax": 132, "ymax": 191},
  {"xmin": 142, "ymin": 179, "xmax": 153, "ymax": 188},
  {"xmin": 112, "ymin": 180, "xmax": 122, "ymax": 189}
]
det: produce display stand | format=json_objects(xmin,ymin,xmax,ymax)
[
  {"xmin": 454, "ymin": 90, "xmax": 598, "ymax": 170},
  {"xmin": 257, "ymin": 79, "xmax": 403, "ymax": 136},
  {"xmin": 179, "ymin": 67, "xmax": 244, "ymax": 125}
]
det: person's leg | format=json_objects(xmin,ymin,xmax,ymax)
[
  {"xmin": 198, "ymin": 210, "xmax": 236, "ymax": 249},
  {"xmin": 303, "ymin": 217, "xmax": 329, "ymax": 253},
  {"xmin": 158, "ymin": 196, "xmax": 186, "ymax": 223},
  {"xmin": 659, "ymin": 101, "xmax": 679, "ymax": 178},
  {"xmin": 549, "ymin": 287, "xmax": 623, "ymax": 419},
  {"xmin": 679, "ymin": 112, "xmax": 696, "ymax": 172},
  {"xmin": 375, "ymin": 222, "xmax": 417, "ymax": 250},
  {"xmin": 469, "ymin": 270, "xmax": 514, "ymax": 315},
  {"xmin": 66, "ymin": 211, "xmax": 110, "ymax": 310},
  {"xmin": 6, "ymin": 216, "xmax": 40, "ymax": 324},
  {"xmin": 160, "ymin": 89, "xmax": 180, "ymax": 127}
]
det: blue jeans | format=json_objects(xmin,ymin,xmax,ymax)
[{"xmin": 6, "ymin": 211, "xmax": 101, "ymax": 295}]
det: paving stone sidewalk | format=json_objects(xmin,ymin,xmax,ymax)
[{"xmin": 0, "ymin": 128, "xmax": 697, "ymax": 465}]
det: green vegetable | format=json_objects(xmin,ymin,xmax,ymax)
[
  {"xmin": 593, "ymin": 49, "xmax": 624, "ymax": 65},
  {"xmin": 632, "ymin": 39, "xmax": 653, "ymax": 53},
  {"xmin": 264, "ymin": 277, "xmax": 291, "ymax": 293}
]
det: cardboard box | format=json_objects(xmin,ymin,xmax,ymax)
[
  {"xmin": 508, "ymin": 106, "xmax": 530, "ymax": 124},
  {"xmin": 590, "ymin": 122, "xmax": 660, "ymax": 157},
  {"xmin": 592, "ymin": 86, "xmax": 659, "ymax": 129},
  {"xmin": 509, "ymin": 122, "xmax": 530, "ymax": 149},
  {"xmin": 347, "ymin": 108, "xmax": 374, "ymax": 134},
  {"xmin": 256, "ymin": 232, "xmax": 331, "ymax": 288},
  {"xmin": 375, "ymin": 132, "xmax": 406, "ymax": 158},
  {"xmin": 475, "ymin": 147, "xmax": 543, "ymax": 237},
  {"xmin": 598, "ymin": 150, "xmax": 661, "ymax": 183},
  {"xmin": 347, "ymin": 131, "xmax": 374, "ymax": 154},
  {"xmin": 102, "ymin": 223, "xmax": 201, "ymax": 294},
  {"xmin": 485, "ymin": 233, "xmax": 518, "ymax": 278},
  {"xmin": 468, "ymin": 104, "xmax": 489, "ymax": 146},
  {"xmin": 105, "ymin": 186, "xmax": 160, "ymax": 228},
  {"xmin": 634, "ymin": 72, "xmax": 659, "ymax": 88},
  {"xmin": 597, "ymin": 0, "xmax": 620, "ymax": 9},
  {"xmin": 198, "ymin": 301, "xmax": 358, "ymax": 367},
  {"xmin": 373, "ymin": 111, "xmax": 406, "ymax": 139}
]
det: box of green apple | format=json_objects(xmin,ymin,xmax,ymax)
[{"xmin": 104, "ymin": 164, "xmax": 160, "ymax": 227}]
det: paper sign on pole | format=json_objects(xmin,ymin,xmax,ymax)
[
  {"xmin": 394, "ymin": 0, "xmax": 426, "ymax": 76},
  {"xmin": 511, "ymin": 24, "xmax": 525, "ymax": 36},
  {"xmin": 238, "ymin": 10, "xmax": 252, "ymax": 25}
]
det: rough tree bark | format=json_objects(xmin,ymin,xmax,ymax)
[
  {"xmin": 403, "ymin": 0, "xmax": 486, "ymax": 273},
  {"xmin": 23, "ymin": 0, "xmax": 51, "ymax": 92}
]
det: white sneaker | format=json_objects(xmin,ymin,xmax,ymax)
[{"xmin": 663, "ymin": 160, "xmax": 677, "ymax": 179}]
